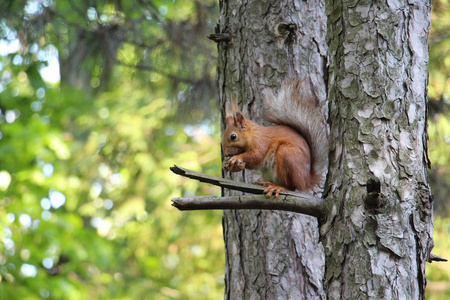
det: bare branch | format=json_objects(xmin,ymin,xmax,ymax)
[
  {"xmin": 170, "ymin": 165, "xmax": 327, "ymax": 218},
  {"xmin": 116, "ymin": 61, "xmax": 198, "ymax": 84},
  {"xmin": 172, "ymin": 194, "xmax": 326, "ymax": 218},
  {"xmin": 208, "ymin": 33, "xmax": 231, "ymax": 43},
  {"xmin": 428, "ymin": 253, "xmax": 448, "ymax": 263}
]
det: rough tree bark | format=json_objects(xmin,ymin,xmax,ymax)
[
  {"xmin": 206, "ymin": 0, "xmax": 435, "ymax": 299},
  {"xmin": 323, "ymin": 0, "xmax": 434, "ymax": 299},
  {"xmin": 216, "ymin": 1, "xmax": 328, "ymax": 299}
]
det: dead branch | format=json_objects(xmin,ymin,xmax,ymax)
[{"xmin": 170, "ymin": 165, "xmax": 327, "ymax": 218}]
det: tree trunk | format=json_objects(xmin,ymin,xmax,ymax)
[
  {"xmin": 216, "ymin": 0, "xmax": 433, "ymax": 299},
  {"xmin": 323, "ymin": 0, "xmax": 433, "ymax": 299},
  {"xmin": 217, "ymin": 1, "xmax": 328, "ymax": 299}
]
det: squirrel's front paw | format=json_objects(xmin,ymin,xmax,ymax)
[{"xmin": 223, "ymin": 157, "xmax": 246, "ymax": 172}]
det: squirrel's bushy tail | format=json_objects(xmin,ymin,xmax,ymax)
[{"xmin": 264, "ymin": 79, "xmax": 328, "ymax": 184}]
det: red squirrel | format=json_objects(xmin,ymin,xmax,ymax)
[{"xmin": 222, "ymin": 80, "xmax": 328, "ymax": 197}]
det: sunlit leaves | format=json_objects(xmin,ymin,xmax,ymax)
[
  {"xmin": 429, "ymin": 0, "xmax": 450, "ymax": 99},
  {"xmin": 426, "ymin": 216, "xmax": 450, "ymax": 299},
  {"xmin": 0, "ymin": 171, "xmax": 12, "ymax": 191},
  {"xmin": 0, "ymin": 64, "xmax": 224, "ymax": 297},
  {"xmin": 1, "ymin": 1, "xmax": 223, "ymax": 299}
]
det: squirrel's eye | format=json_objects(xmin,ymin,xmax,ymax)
[{"xmin": 230, "ymin": 134, "xmax": 237, "ymax": 141}]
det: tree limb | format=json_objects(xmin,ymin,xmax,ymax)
[
  {"xmin": 170, "ymin": 165, "xmax": 327, "ymax": 218},
  {"xmin": 428, "ymin": 253, "xmax": 448, "ymax": 262}
]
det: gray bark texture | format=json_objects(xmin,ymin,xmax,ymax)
[
  {"xmin": 217, "ymin": 1, "xmax": 328, "ymax": 299},
  {"xmin": 323, "ymin": 0, "xmax": 434, "ymax": 299}
]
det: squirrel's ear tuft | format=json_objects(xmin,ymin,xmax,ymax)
[
  {"xmin": 225, "ymin": 101, "xmax": 232, "ymax": 118},
  {"xmin": 235, "ymin": 112, "xmax": 247, "ymax": 130},
  {"xmin": 226, "ymin": 115, "xmax": 235, "ymax": 126},
  {"xmin": 226, "ymin": 98, "xmax": 239, "ymax": 115},
  {"xmin": 230, "ymin": 99, "xmax": 239, "ymax": 113}
]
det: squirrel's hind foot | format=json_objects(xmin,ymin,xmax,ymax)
[{"xmin": 253, "ymin": 181, "xmax": 288, "ymax": 197}]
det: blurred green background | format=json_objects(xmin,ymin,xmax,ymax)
[{"xmin": 0, "ymin": 1, "xmax": 448, "ymax": 299}]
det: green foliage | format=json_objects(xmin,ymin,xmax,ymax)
[
  {"xmin": 426, "ymin": 216, "xmax": 450, "ymax": 300},
  {"xmin": 0, "ymin": 0, "xmax": 223, "ymax": 299},
  {"xmin": 428, "ymin": 114, "xmax": 450, "ymax": 214},
  {"xmin": 0, "ymin": 61, "xmax": 224, "ymax": 299},
  {"xmin": 428, "ymin": 0, "xmax": 450, "ymax": 261},
  {"xmin": 422, "ymin": 2, "xmax": 450, "ymax": 298},
  {"xmin": 0, "ymin": 58, "xmax": 225, "ymax": 299},
  {"xmin": 428, "ymin": 0, "xmax": 450, "ymax": 101},
  {"xmin": 427, "ymin": 0, "xmax": 450, "ymax": 215}
]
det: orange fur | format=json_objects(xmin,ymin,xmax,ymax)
[
  {"xmin": 223, "ymin": 117, "xmax": 316, "ymax": 194},
  {"xmin": 222, "ymin": 80, "xmax": 328, "ymax": 196}
]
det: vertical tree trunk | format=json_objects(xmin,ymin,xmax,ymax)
[
  {"xmin": 323, "ymin": 0, "xmax": 433, "ymax": 299},
  {"xmin": 217, "ymin": 1, "xmax": 328, "ymax": 299}
]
